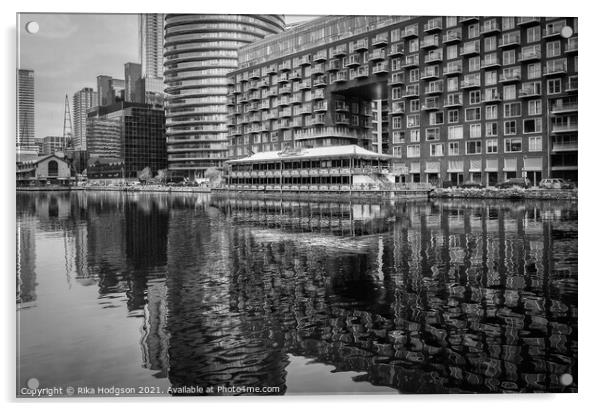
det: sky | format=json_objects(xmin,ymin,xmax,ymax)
[{"xmin": 18, "ymin": 13, "xmax": 318, "ymax": 140}]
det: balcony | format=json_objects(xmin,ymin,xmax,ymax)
[
  {"xmin": 312, "ymin": 64, "xmax": 325, "ymax": 76},
  {"xmin": 335, "ymin": 114, "xmax": 350, "ymax": 125},
  {"xmin": 552, "ymin": 122, "xmax": 578, "ymax": 133},
  {"xmin": 543, "ymin": 26, "xmax": 563, "ymax": 38},
  {"xmin": 260, "ymin": 79, "xmax": 270, "ymax": 88},
  {"xmin": 443, "ymin": 31, "xmax": 462, "ymax": 44},
  {"xmin": 372, "ymin": 33, "xmax": 389, "ymax": 47},
  {"xmin": 425, "ymin": 50, "xmax": 443, "ymax": 64},
  {"xmin": 443, "ymin": 62, "xmax": 462, "ymax": 76},
  {"xmin": 500, "ymin": 34, "xmax": 521, "ymax": 48},
  {"xmin": 299, "ymin": 54, "xmax": 312, "ymax": 66},
  {"xmin": 299, "ymin": 104, "xmax": 312, "ymax": 114},
  {"xmin": 333, "ymin": 45, "xmax": 347, "ymax": 57},
  {"xmin": 334, "ymin": 70, "xmax": 348, "ymax": 83},
  {"xmin": 420, "ymin": 66, "xmax": 439, "ymax": 80},
  {"xmin": 402, "ymin": 55, "xmax": 420, "ymax": 68},
  {"xmin": 544, "ymin": 61, "xmax": 567, "ymax": 76},
  {"xmin": 460, "ymin": 78, "xmax": 481, "ymax": 89},
  {"xmin": 277, "ymin": 73, "xmax": 289, "ymax": 83},
  {"xmin": 311, "ymin": 115, "xmax": 326, "ymax": 126},
  {"xmin": 289, "ymin": 70, "xmax": 302, "ymax": 80},
  {"xmin": 459, "ymin": 16, "xmax": 479, "ymax": 24},
  {"xmin": 328, "ymin": 60, "xmax": 341, "ymax": 72},
  {"xmin": 404, "ymin": 86, "xmax": 419, "ymax": 98},
  {"xmin": 481, "ymin": 21, "xmax": 500, "ymax": 34},
  {"xmin": 421, "ymin": 35, "xmax": 440, "ymax": 49},
  {"xmin": 291, "ymin": 119, "xmax": 303, "ymax": 128},
  {"xmin": 390, "ymin": 43, "xmax": 404, "ymax": 56},
  {"xmin": 346, "ymin": 53, "xmax": 361, "ymax": 67},
  {"xmin": 352, "ymin": 39, "xmax": 369, "ymax": 52},
  {"xmin": 552, "ymin": 142, "xmax": 578, "ymax": 152},
  {"xmin": 355, "ymin": 65, "xmax": 369, "ymax": 79},
  {"xmin": 249, "ymin": 91, "xmax": 261, "ymax": 101},
  {"xmin": 481, "ymin": 56, "xmax": 500, "ymax": 68},
  {"xmin": 518, "ymin": 86, "xmax": 541, "ymax": 98},
  {"xmin": 402, "ymin": 24, "xmax": 418, "ymax": 38},
  {"xmin": 517, "ymin": 17, "xmax": 540, "ymax": 26},
  {"xmin": 232, "ymin": 85, "xmax": 242, "ymax": 95},
  {"xmin": 277, "ymin": 97, "xmax": 290, "ymax": 107},
  {"xmin": 335, "ymin": 101, "xmax": 349, "ymax": 111},
  {"xmin": 444, "ymin": 95, "xmax": 463, "ymax": 107},
  {"xmin": 260, "ymin": 101, "xmax": 270, "ymax": 110},
  {"xmin": 425, "ymin": 81, "xmax": 444, "ymax": 95},
  {"xmin": 279, "ymin": 85, "xmax": 292, "ymax": 95},
  {"xmin": 312, "ymin": 90, "xmax": 325, "ymax": 100},
  {"xmin": 313, "ymin": 51, "xmax": 327, "ymax": 62},
  {"xmin": 421, "ymin": 98, "xmax": 440, "ymax": 110},
  {"xmin": 483, "ymin": 93, "xmax": 501, "ymax": 103},
  {"xmin": 518, "ymin": 49, "xmax": 541, "ymax": 62},
  {"xmin": 226, "ymin": 97, "xmax": 235, "ymax": 106},
  {"xmin": 567, "ymin": 77, "xmax": 578, "ymax": 92},
  {"xmin": 369, "ymin": 49, "xmax": 387, "ymax": 61},
  {"xmin": 249, "ymin": 69, "xmax": 261, "ymax": 80},
  {"xmin": 460, "ymin": 42, "xmax": 480, "ymax": 56},
  {"xmin": 424, "ymin": 19, "xmax": 442, "ymax": 33},
  {"xmin": 279, "ymin": 108, "xmax": 292, "ymax": 117},
  {"xmin": 499, "ymin": 72, "xmax": 521, "ymax": 83},
  {"xmin": 389, "ymin": 73, "xmax": 404, "ymax": 85},
  {"xmin": 372, "ymin": 62, "xmax": 389, "ymax": 74},
  {"xmin": 551, "ymin": 102, "xmax": 578, "ymax": 114},
  {"xmin": 266, "ymin": 64, "xmax": 277, "ymax": 75},
  {"xmin": 278, "ymin": 61, "xmax": 291, "ymax": 72},
  {"xmin": 290, "ymin": 93, "xmax": 302, "ymax": 104},
  {"xmin": 248, "ymin": 81, "xmax": 259, "ymax": 91},
  {"xmin": 313, "ymin": 76, "xmax": 327, "ymax": 87},
  {"xmin": 299, "ymin": 80, "xmax": 311, "ymax": 90}
]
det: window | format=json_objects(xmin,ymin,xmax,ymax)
[
  {"xmin": 486, "ymin": 139, "xmax": 498, "ymax": 153},
  {"xmin": 547, "ymin": 40, "xmax": 561, "ymax": 58},
  {"xmin": 528, "ymin": 100, "xmax": 542, "ymax": 115},
  {"xmin": 523, "ymin": 117, "xmax": 542, "ymax": 133},
  {"xmin": 409, "ymin": 39, "xmax": 419, "ymax": 53},
  {"xmin": 409, "ymin": 68, "xmax": 420, "ymax": 83},
  {"xmin": 407, "ymin": 144, "xmax": 420, "ymax": 157},
  {"xmin": 470, "ymin": 123, "xmax": 482, "ymax": 138},
  {"xmin": 526, "ymin": 26, "xmax": 541, "ymax": 43},
  {"xmin": 448, "ymin": 141, "xmax": 460, "ymax": 155},
  {"xmin": 484, "ymin": 36, "xmax": 497, "ymax": 52},
  {"xmin": 468, "ymin": 24, "xmax": 479, "ymax": 38},
  {"xmin": 527, "ymin": 63, "xmax": 541, "ymax": 79},
  {"xmin": 448, "ymin": 125, "xmax": 463, "ymax": 139},
  {"xmin": 505, "ymin": 137, "xmax": 522, "ymax": 152},
  {"xmin": 392, "ymin": 131, "xmax": 405, "ymax": 144},
  {"xmin": 469, "ymin": 90, "xmax": 481, "ymax": 104},
  {"xmin": 409, "ymin": 129, "xmax": 420, "ymax": 142},
  {"xmin": 392, "ymin": 87, "xmax": 402, "ymax": 100},
  {"xmin": 410, "ymin": 99, "xmax": 420, "ymax": 112},
  {"xmin": 547, "ymin": 78, "xmax": 562, "ymax": 94},
  {"xmin": 484, "ymin": 87, "xmax": 500, "ymax": 102},
  {"xmin": 468, "ymin": 56, "xmax": 480, "ymax": 72},
  {"xmin": 486, "ymin": 122, "xmax": 498, "ymax": 136},
  {"xmin": 407, "ymin": 114, "xmax": 420, "ymax": 127},
  {"xmin": 392, "ymin": 146, "xmax": 403, "ymax": 157},
  {"xmin": 448, "ymin": 109, "xmax": 459, "ymax": 123},
  {"xmin": 503, "ymin": 50, "xmax": 515, "ymax": 65},
  {"xmin": 465, "ymin": 107, "xmax": 481, "ymax": 121},
  {"xmin": 430, "ymin": 143, "xmax": 444, "ymax": 156},
  {"xmin": 447, "ymin": 77, "xmax": 459, "ymax": 92},
  {"xmin": 391, "ymin": 28, "xmax": 401, "ymax": 42},
  {"xmin": 391, "ymin": 58, "xmax": 402, "ymax": 71},
  {"xmin": 484, "ymin": 71, "xmax": 498, "ymax": 86},
  {"xmin": 392, "ymin": 116, "xmax": 403, "ymax": 129},
  {"xmin": 466, "ymin": 140, "xmax": 482, "ymax": 154},
  {"xmin": 504, "ymin": 120, "xmax": 517, "ymax": 135},
  {"xmin": 502, "ymin": 17, "xmax": 515, "ymax": 31},
  {"xmin": 504, "ymin": 102, "xmax": 521, "ymax": 118},
  {"xmin": 429, "ymin": 111, "xmax": 444, "ymax": 125},
  {"xmin": 529, "ymin": 136, "xmax": 542, "ymax": 151},
  {"xmin": 426, "ymin": 127, "xmax": 441, "ymax": 141},
  {"xmin": 447, "ymin": 45, "xmax": 458, "ymax": 60},
  {"xmin": 485, "ymin": 105, "xmax": 498, "ymax": 120},
  {"xmin": 446, "ymin": 16, "xmax": 457, "ymax": 27},
  {"xmin": 503, "ymin": 85, "xmax": 516, "ymax": 100}
]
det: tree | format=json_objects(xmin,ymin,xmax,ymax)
[
  {"xmin": 137, "ymin": 166, "xmax": 152, "ymax": 184},
  {"xmin": 156, "ymin": 168, "xmax": 168, "ymax": 184},
  {"xmin": 204, "ymin": 167, "xmax": 222, "ymax": 185}
]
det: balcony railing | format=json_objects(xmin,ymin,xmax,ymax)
[
  {"xmin": 443, "ymin": 62, "xmax": 463, "ymax": 75},
  {"xmin": 481, "ymin": 56, "xmax": 500, "ymax": 68},
  {"xmin": 425, "ymin": 51, "xmax": 443, "ymax": 64},
  {"xmin": 369, "ymin": 49, "xmax": 387, "ymax": 61},
  {"xmin": 421, "ymin": 35, "xmax": 440, "ymax": 49},
  {"xmin": 328, "ymin": 60, "xmax": 341, "ymax": 71},
  {"xmin": 334, "ymin": 70, "xmax": 348, "ymax": 82},
  {"xmin": 352, "ymin": 39, "xmax": 369, "ymax": 52},
  {"xmin": 518, "ymin": 87, "xmax": 541, "ymax": 98},
  {"xmin": 420, "ymin": 67, "xmax": 439, "ymax": 79},
  {"xmin": 550, "ymin": 102, "xmax": 578, "ymax": 113},
  {"xmin": 313, "ymin": 51, "xmax": 327, "ymax": 62},
  {"xmin": 443, "ymin": 31, "xmax": 462, "ymax": 43},
  {"xmin": 566, "ymin": 37, "xmax": 578, "ymax": 53},
  {"xmin": 372, "ymin": 62, "xmax": 389, "ymax": 74},
  {"xmin": 293, "ymin": 126, "xmax": 369, "ymax": 141},
  {"xmin": 517, "ymin": 17, "xmax": 540, "ymax": 26},
  {"xmin": 544, "ymin": 61, "xmax": 568, "ymax": 76},
  {"xmin": 552, "ymin": 142, "xmax": 578, "ymax": 152},
  {"xmin": 518, "ymin": 49, "xmax": 541, "ymax": 62},
  {"xmin": 402, "ymin": 55, "xmax": 420, "ymax": 67},
  {"xmin": 481, "ymin": 21, "xmax": 500, "ymax": 34},
  {"xmin": 372, "ymin": 33, "xmax": 389, "ymax": 46},
  {"xmin": 424, "ymin": 19, "xmax": 442, "ymax": 32},
  {"xmin": 425, "ymin": 82, "xmax": 444, "ymax": 94},
  {"xmin": 346, "ymin": 54, "xmax": 361, "ymax": 67},
  {"xmin": 460, "ymin": 42, "xmax": 480, "ymax": 55},
  {"xmin": 499, "ymin": 72, "xmax": 521, "ymax": 82},
  {"xmin": 460, "ymin": 77, "xmax": 481, "ymax": 88},
  {"xmin": 402, "ymin": 25, "xmax": 418, "ymax": 38},
  {"xmin": 500, "ymin": 34, "xmax": 521, "ymax": 48},
  {"xmin": 390, "ymin": 43, "xmax": 404, "ymax": 56},
  {"xmin": 552, "ymin": 122, "xmax": 578, "ymax": 133}
]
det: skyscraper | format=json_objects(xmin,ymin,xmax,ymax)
[
  {"xmin": 163, "ymin": 14, "xmax": 285, "ymax": 178},
  {"xmin": 139, "ymin": 14, "xmax": 165, "ymax": 80},
  {"xmin": 97, "ymin": 75, "xmax": 115, "ymax": 107},
  {"xmin": 73, "ymin": 87, "xmax": 98, "ymax": 150},
  {"xmin": 124, "ymin": 62, "xmax": 143, "ymax": 103},
  {"xmin": 17, "ymin": 69, "xmax": 35, "ymax": 149}
]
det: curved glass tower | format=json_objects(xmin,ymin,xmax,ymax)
[{"xmin": 164, "ymin": 14, "xmax": 285, "ymax": 178}]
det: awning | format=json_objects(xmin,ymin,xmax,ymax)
[
  {"xmin": 410, "ymin": 162, "xmax": 421, "ymax": 173},
  {"xmin": 425, "ymin": 162, "xmax": 440, "ymax": 173},
  {"xmin": 469, "ymin": 159, "xmax": 482, "ymax": 172},
  {"xmin": 447, "ymin": 160, "xmax": 464, "ymax": 172},
  {"xmin": 485, "ymin": 158, "xmax": 498, "ymax": 172},
  {"xmin": 523, "ymin": 157, "xmax": 543, "ymax": 171},
  {"xmin": 503, "ymin": 158, "xmax": 517, "ymax": 171}
]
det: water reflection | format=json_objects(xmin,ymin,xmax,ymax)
[{"xmin": 16, "ymin": 192, "xmax": 577, "ymax": 395}]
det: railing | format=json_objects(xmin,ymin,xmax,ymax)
[{"xmin": 550, "ymin": 102, "xmax": 578, "ymax": 113}]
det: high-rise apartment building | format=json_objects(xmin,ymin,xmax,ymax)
[
  {"xmin": 163, "ymin": 14, "xmax": 286, "ymax": 178},
  {"xmin": 97, "ymin": 75, "xmax": 126, "ymax": 107},
  {"xmin": 227, "ymin": 16, "xmax": 578, "ymax": 185},
  {"xmin": 73, "ymin": 87, "xmax": 98, "ymax": 150},
  {"xmin": 139, "ymin": 14, "xmax": 165, "ymax": 80},
  {"xmin": 17, "ymin": 69, "xmax": 35, "ymax": 149}
]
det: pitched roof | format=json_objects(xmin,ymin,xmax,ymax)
[{"xmin": 226, "ymin": 145, "xmax": 391, "ymax": 164}]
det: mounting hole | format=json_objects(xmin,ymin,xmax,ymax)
[{"xmin": 25, "ymin": 21, "xmax": 39, "ymax": 34}]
